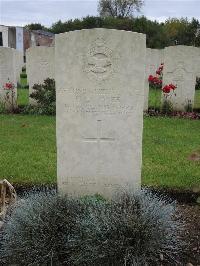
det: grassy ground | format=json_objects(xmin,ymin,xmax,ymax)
[
  {"xmin": 148, "ymin": 88, "xmax": 200, "ymax": 110},
  {"xmin": 0, "ymin": 115, "xmax": 56, "ymax": 185},
  {"xmin": 17, "ymin": 70, "xmax": 29, "ymax": 106},
  {"xmin": 0, "ymin": 114, "xmax": 199, "ymax": 191},
  {"xmin": 142, "ymin": 116, "xmax": 200, "ymax": 190},
  {"xmin": 17, "ymin": 89, "xmax": 29, "ymax": 106}
]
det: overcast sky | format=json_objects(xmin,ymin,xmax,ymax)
[{"xmin": 0, "ymin": 0, "xmax": 199, "ymax": 27}]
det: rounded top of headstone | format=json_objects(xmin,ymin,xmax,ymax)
[{"xmin": 55, "ymin": 28, "xmax": 146, "ymax": 41}]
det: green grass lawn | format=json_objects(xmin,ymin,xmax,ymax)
[
  {"xmin": 17, "ymin": 89, "xmax": 29, "ymax": 106},
  {"xmin": 20, "ymin": 77, "xmax": 27, "ymax": 88},
  {"xmin": 0, "ymin": 114, "xmax": 199, "ymax": 191},
  {"xmin": 0, "ymin": 115, "xmax": 56, "ymax": 185},
  {"xmin": 17, "ymin": 70, "xmax": 29, "ymax": 106},
  {"xmin": 148, "ymin": 88, "xmax": 200, "ymax": 110}
]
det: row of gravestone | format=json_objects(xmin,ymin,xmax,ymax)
[
  {"xmin": 144, "ymin": 46, "xmax": 200, "ymax": 111},
  {"xmin": 26, "ymin": 44, "xmax": 200, "ymax": 112},
  {"xmin": 0, "ymin": 47, "xmax": 24, "ymax": 109},
  {"xmin": 0, "ymin": 29, "xmax": 200, "ymax": 198},
  {"xmin": 1, "ymin": 34, "xmax": 200, "ymax": 113}
]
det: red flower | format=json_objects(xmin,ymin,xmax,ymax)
[
  {"xmin": 148, "ymin": 75, "xmax": 154, "ymax": 82},
  {"xmin": 5, "ymin": 83, "xmax": 13, "ymax": 89},
  {"xmin": 169, "ymin": 83, "xmax": 177, "ymax": 90},
  {"xmin": 162, "ymin": 85, "xmax": 171, "ymax": 93},
  {"xmin": 156, "ymin": 70, "xmax": 161, "ymax": 75},
  {"xmin": 4, "ymin": 82, "xmax": 14, "ymax": 90},
  {"xmin": 148, "ymin": 75, "xmax": 162, "ymax": 87}
]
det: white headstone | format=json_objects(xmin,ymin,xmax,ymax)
[
  {"xmin": 56, "ymin": 29, "xmax": 146, "ymax": 198},
  {"xmin": 26, "ymin": 46, "xmax": 55, "ymax": 104},
  {"xmin": 0, "ymin": 47, "xmax": 17, "ymax": 109},
  {"xmin": 16, "ymin": 27, "xmax": 24, "ymax": 52},
  {"xmin": 162, "ymin": 46, "xmax": 199, "ymax": 111},
  {"xmin": 144, "ymin": 48, "xmax": 164, "ymax": 110}
]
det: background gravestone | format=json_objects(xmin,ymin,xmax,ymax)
[
  {"xmin": 144, "ymin": 48, "xmax": 164, "ymax": 110},
  {"xmin": 162, "ymin": 46, "xmax": 199, "ymax": 111},
  {"xmin": 0, "ymin": 47, "xmax": 18, "ymax": 109},
  {"xmin": 26, "ymin": 46, "xmax": 55, "ymax": 104},
  {"xmin": 56, "ymin": 28, "xmax": 146, "ymax": 198}
]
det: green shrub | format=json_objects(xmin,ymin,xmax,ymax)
[
  {"xmin": 195, "ymin": 77, "xmax": 200, "ymax": 90},
  {"xmin": 0, "ymin": 190, "xmax": 184, "ymax": 265},
  {"xmin": 28, "ymin": 78, "xmax": 56, "ymax": 115},
  {"xmin": 22, "ymin": 66, "xmax": 26, "ymax": 72},
  {"xmin": 161, "ymin": 99, "xmax": 173, "ymax": 115},
  {"xmin": 23, "ymin": 84, "xmax": 29, "ymax": 89},
  {"xmin": 20, "ymin": 73, "xmax": 27, "ymax": 79},
  {"xmin": 22, "ymin": 102, "xmax": 56, "ymax": 115}
]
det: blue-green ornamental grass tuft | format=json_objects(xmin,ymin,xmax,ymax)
[
  {"xmin": 0, "ymin": 189, "xmax": 184, "ymax": 265},
  {"xmin": 0, "ymin": 190, "xmax": 85, "ymax": 266}
]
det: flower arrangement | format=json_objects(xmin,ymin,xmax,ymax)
[
  {"xmin": 148, "ymin": 63, "xmax": 163, "ymax": 89},
  {"xmin": 148, "ymin": 63, "xmax": 177, "ymax": 113}
]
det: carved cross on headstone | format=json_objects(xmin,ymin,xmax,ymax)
[
  {"xmin": 83, "ymin": 120, "xmax": 115, "ymax": 173},
  {"xmin": 83, "ymin": 120, "xmax": 115, "ymax": 145}
]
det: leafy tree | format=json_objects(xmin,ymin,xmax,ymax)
[
  {"xmin": 49, "ymin": 16, "xmax": 200, "ymax": 49},
  {"xmin": 25, "ymin": 23, "xmax": 46, "ymax": 31},
  {"xmin": 98, "ymin": 0, "xmax": 144, "ymax": 18}
]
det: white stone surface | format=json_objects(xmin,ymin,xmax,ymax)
[
  {"xmin": 26, "ymin": 46, "xmax": 55, "ymax": 103},
  {"xmin": 0, "ymin": 47, "xmax": 17, "ymax": 109},
  {"xmin": 144, "ymin": 48, "xmax": 164, "ymax": 110},
  {"xmin": 16, "ymin": 27, "xmax": 24, "ymax": 52},
  {"xmin": 56, "ymin": 28, "xmax": 146, "ymax": 198},
  {"xmin": 162, "ymin": 46, "xmax": 199, "ymax": 111}
]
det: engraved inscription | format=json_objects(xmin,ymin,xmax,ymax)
[
  {"xmin": 62, "ymin": 178, "xmax": 121, "ymax": 189},
  {"xmin": 37, "ymin": 56, "xmax": 49, "ymax": 70},
  {"xmin": 58, "ymin": 87, "xmax": 135, "ymax": 115},
  {"xmin": 84, "ymin": 38, "xmax": 117, "ymax": 81}
]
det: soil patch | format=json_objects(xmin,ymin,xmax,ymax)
[{"xmin": 178, "ymin": 204, "xmax": 200, "ymax": 265}]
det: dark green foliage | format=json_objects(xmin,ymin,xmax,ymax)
[
  {"xmin": 20, "ymin": 73, "xmax": 27, "ymax": 79},
  {"xmin": 22, "ymin": 103, "xmax": 56, "ymax": 115},
  {"xmin": 25, "ymin": 23, "xmax": 46, "ymax": 31},
  {"xmin": 196, "ymin": 77, "xmax": 200, "ymax": 90},
  {"xmin": 0, "ymin": 190, "xmax": 184, "ymax": 266},
  {"xmin": 161, "ymin": 99, "xmax": 173, "ymax": 115},
  {"xmin": 23, "ymin": 84, "xmax": 29, "ymax": 89},
  {"xmin": 29, "ymin": 78, "xmax": 56, "ymax": 115},
  {"xmin": 49, "ymin": 16, "xmax": 200, "ymax": 49},
  {"xmin": 22, "ymin": 66, "xmax": 26, "ymax": 72}
]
